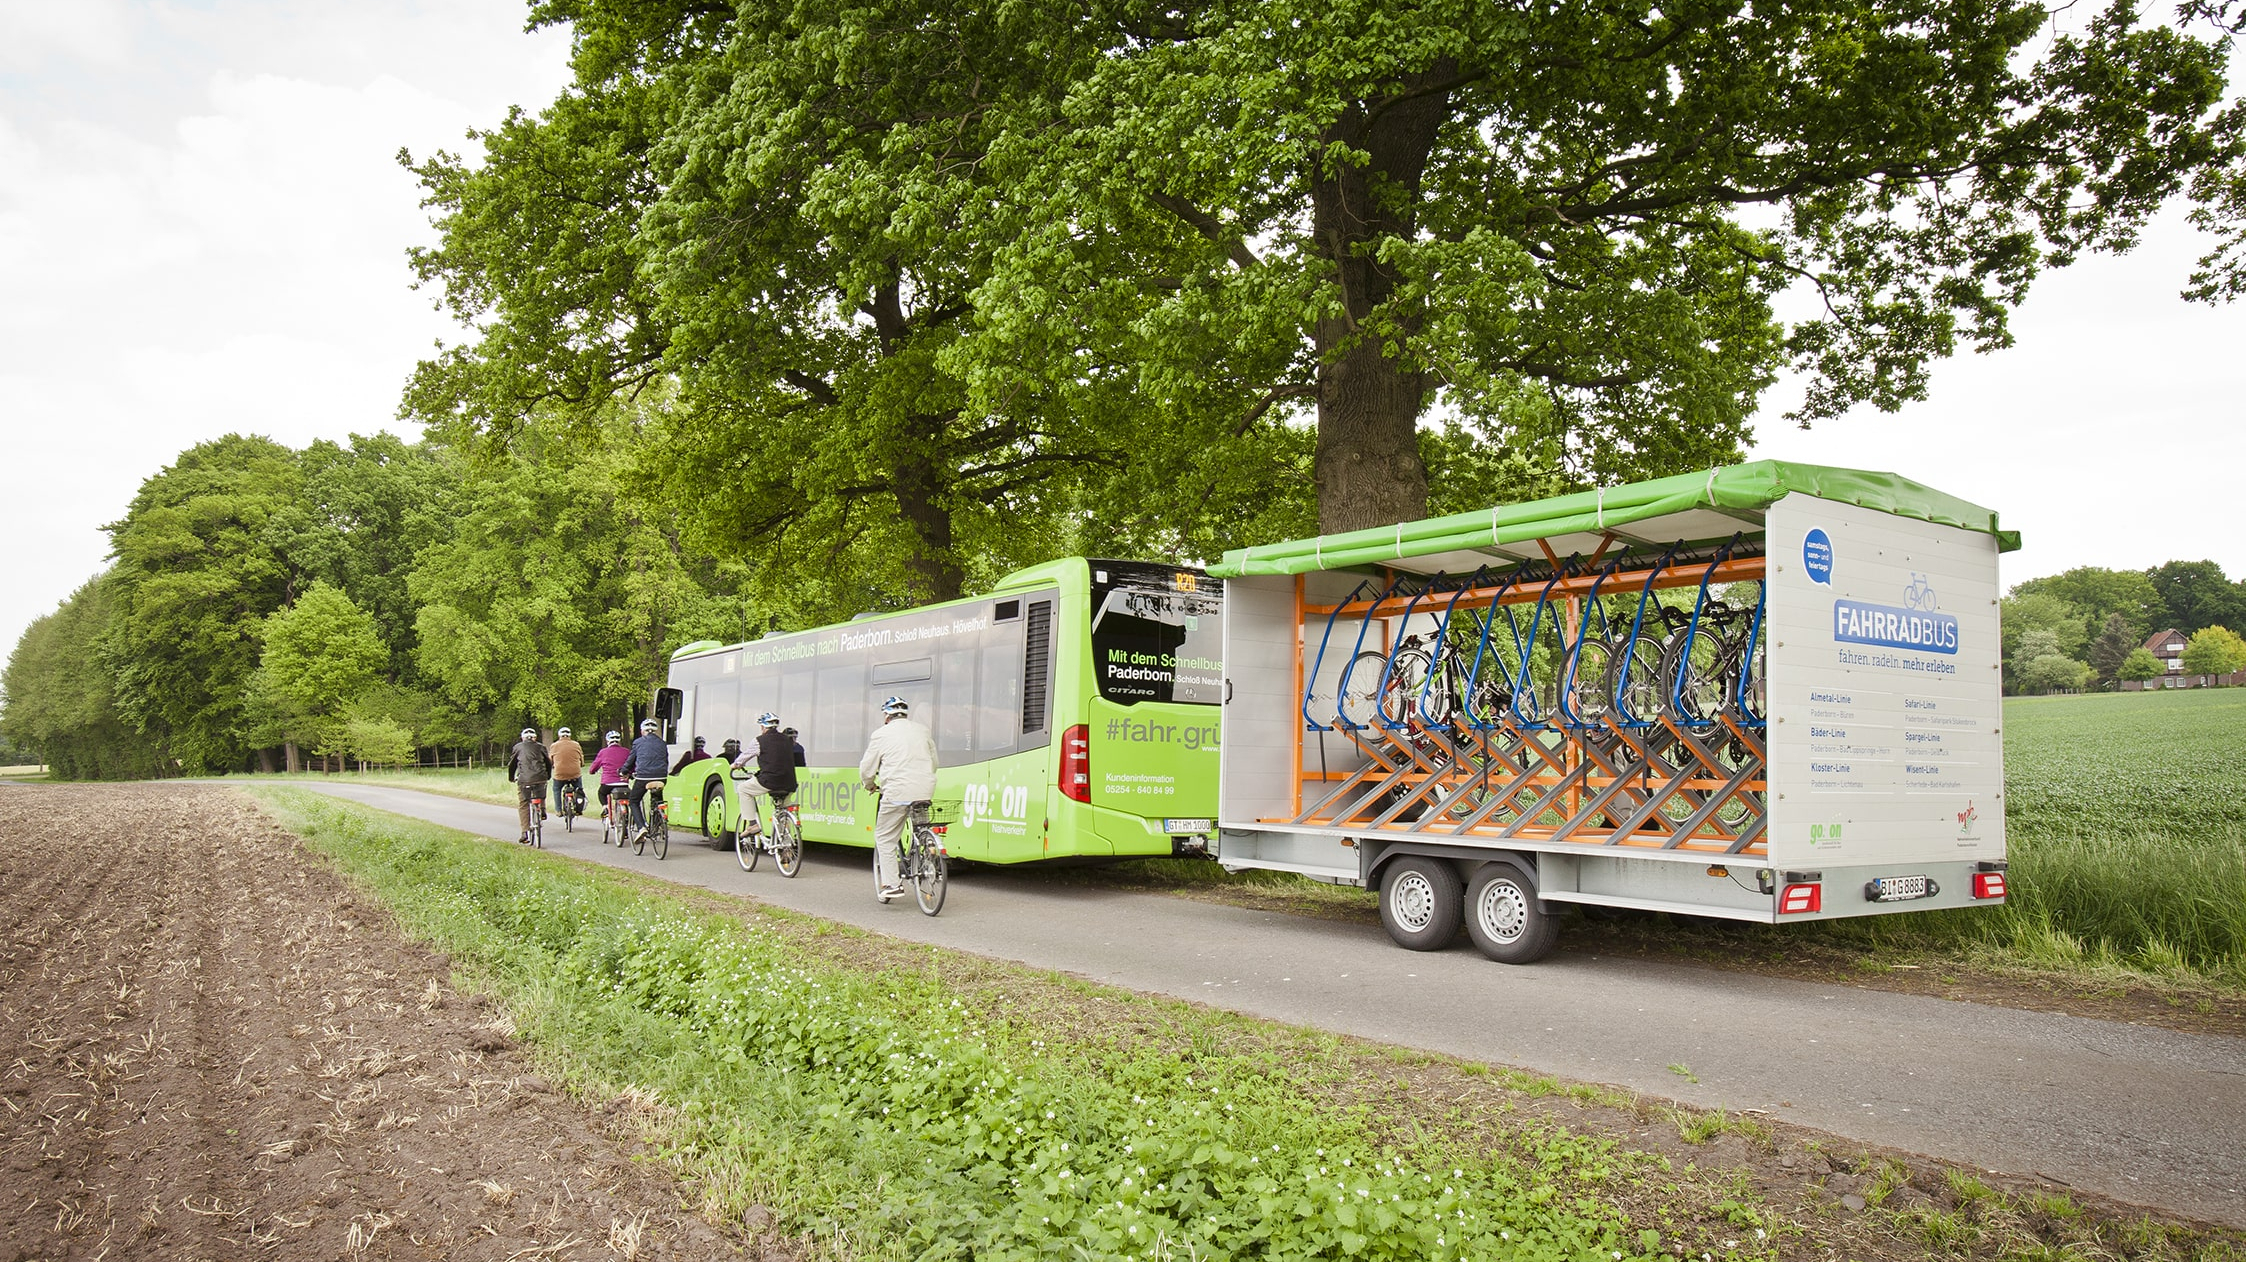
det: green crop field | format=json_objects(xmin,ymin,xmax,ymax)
[
  {"xmin": 1792, "ymin": 687, "xmax": 2246, "ymax": 985},
  {"xmin": 1969, "ymin": 688, "xmax": 2246, "ymax": 981}
]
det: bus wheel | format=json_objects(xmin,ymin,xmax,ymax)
[
  {"xmin": 701, "ymin": 781, "xmax": 734, "ymax": 850},
  {"xmin": 1379, "ymin": 856, "xmax": 1462, "ymax": 951},
  {"xmin": 1465, "ymin": 863, "xmax": 1558, "ymax": 964}
]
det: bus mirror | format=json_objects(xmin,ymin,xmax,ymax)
[{"xmin": 655, "ymin": 688, "xmax": 684, "ymax": 720}]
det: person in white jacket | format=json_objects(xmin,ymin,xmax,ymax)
[{"xmin": 859, "ymin": 695, "xmax": 937, "ymax": 902}]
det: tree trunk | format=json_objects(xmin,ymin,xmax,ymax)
[
  {"xmin": 257, "ymin": 747, "xmax": 276, "ymax": 773},
  {"xmin": 891, "ymin": 436, "xmax": 965, "ymax": 603},
  {"xmin": 1308, "ymin": 67, "xmax": 1456, "ymax": 535},
  {"xmin": 284, "ymin": 741, "xmax": 301, "ymax": 773}
]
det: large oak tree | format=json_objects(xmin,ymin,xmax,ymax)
[{"xmin": 972, "ymin": 0, "xmax": 2244, "ymax": 532}]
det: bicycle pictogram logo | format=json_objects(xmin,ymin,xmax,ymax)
[{"xmin": 1903, "ymin": 572, "xmax": 1938, "ymax": 611}]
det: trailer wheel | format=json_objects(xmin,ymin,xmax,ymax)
[
  {"xmin": 1465, "ymin": 864, "xmax": 1559, "ymax": 964},
  {"xmin": 1379, "ymin": 857, "xmax": 1463, "ymax": 951}
]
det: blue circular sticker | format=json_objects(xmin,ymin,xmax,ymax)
[{"xmin": 1803, "ymin": 529, "xmax": 1833, "ymax": 585}]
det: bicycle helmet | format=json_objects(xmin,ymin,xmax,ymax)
[
  {"xmin": 604, "ymin": 730, "xmax": 621, "ymax": 745},
  {"xmin": 758, "ymin": 711, "xmax": 779, "ymax": 728},
  {"xmin": 880, "ymin": 695, "xmax": 909, "ymax": 716},
  {"xmin": 520, "ymin": 727, "xmax": 537, "ymax": 740},
  {"xmin": 640, "ymin": 718, "xmax": 659, "ymax": 734},
  {"xmin": 557, "ymin": 726, "xmax": 571, "ymax": 738}
]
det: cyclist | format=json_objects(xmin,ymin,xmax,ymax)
[
  {"xmin": 549, "ymin": 726, "xmax": 585, "ymax": 818},
  {"xmin": 588, "ymin": 730, "xmax": 630, "ymax": 816},
  {"xmin": 753, "ymin": 712, "xmax": 802, "ymax": 799},
  {"xmin": 625, "ymin": 718, "xmax": 672, "ymax": 842},
  {"xmin": 504, "ymin": 726, "xmax": 551, "ymax": 844},
  {"xmin": 858, "ymin": 695, "xmax": 936, "ymax": 903}
]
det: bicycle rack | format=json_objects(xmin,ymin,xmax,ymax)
[{"xmin": 1278, "ymin": 541, "xmax": 1769, "ymax": 856}]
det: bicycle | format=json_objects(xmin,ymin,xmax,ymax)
[
  {"xmin": 558, "ymin": 779, "xmax": 585, "ymax": 834},
  {"xmin": 731, "ymin": 768, "xmax": 803, "ymax": 877},
  {"xmin": 880, "ymin": 798, "xmax": 950, "ymax": 915},
  {"xmin": 601, "ymin": 785, "xmax": 628, "ymax": 846},
  {"xmin": 526, "ymin": 795, "xmax": 545, "ymax": 849},
  {"xmin": 631, "ymin": 780, "xmax": 668, "ymax": 859}
]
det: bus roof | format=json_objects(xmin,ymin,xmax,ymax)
[{"xmin": 1206, "ymin": 460, "xmax": 2017, "ymax": 579}]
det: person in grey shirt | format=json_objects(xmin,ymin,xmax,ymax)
[{"xmin": 858, "ymin": 695, "xmax": 935, "ymax": 902}]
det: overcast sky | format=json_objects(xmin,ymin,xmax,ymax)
[{"xmin": 2, "ymin": 1, "xmax": 2241, "ymax": 665}]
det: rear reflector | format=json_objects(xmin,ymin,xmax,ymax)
[
  {"xmin": 1779, "ymin": 883, "xmax": 1822, "ymax": 914},
  {"xmin": 1971, "ymin": 871, "xmax": 2006, "ymax": 900}
]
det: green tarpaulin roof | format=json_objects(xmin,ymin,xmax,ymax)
[{"xmin": 1208, "ymin": 460, "xmax": 2017, "ymax": 579}]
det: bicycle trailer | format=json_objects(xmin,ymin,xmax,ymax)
[{"xmin": 1209, "ymin": 461, "xmax": 2013, "ymax": 962}]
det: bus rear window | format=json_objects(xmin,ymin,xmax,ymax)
[{"xmin": 1089, "ymin": 561, "xmax": 1222, "ymax": 705}]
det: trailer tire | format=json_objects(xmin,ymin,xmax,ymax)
[
  {"xmin": 1379, "ymin": 857, "xmax": 1463, "ymax": 951},
  {"xmin": 1465, "ymin": 863, "xmax": 1559, "ymax": 964}
]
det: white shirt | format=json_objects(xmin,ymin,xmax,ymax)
[{"xmin": 859, "ymin": 716, "xmax": 938, "ymax": 802}]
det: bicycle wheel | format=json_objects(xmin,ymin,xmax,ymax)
[
  {"xmin": 530, "ymin": 801, "xmax": 544, "ymax": 849},
  {"xmin": 1338, "ymin": 651, "xmax": 1389, "ymax": 729},
  {"xmin": 1658, "ymin": 627, "xmax": 1727, "ymax": 725},
  {"xmin": 911, "ymin": 829, "xmax": 947, "ymax": 915},
  {"xmin": 1712, "ymin": 736, "xmax": 1758, "ymax": 829},
  {"xmin": 1381, "ymin": 650, "xmax": 1432, "ymax": 726},
  {"xmin": 632, "ymin": 801, "xmax": 647, "ymax": 855},
  {"xmin": 738, "ymin": 808, "xmax": 760, "ymax": 871},
  {"xmin": 1606, "ymin": 635, "xmax": 1663, "ymax": 725},
  {"xmin": 652, "ymin": 802, "xmax": 669, "ymax": 860},
  {"xmin": 774, "ymin": 809, "xmax": 802, "ymax": 877},
  {"xmin": 1563, "ymin": 638, "xmax": 1615, "ymax": 726}
]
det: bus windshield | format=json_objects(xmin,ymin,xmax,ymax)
[{"xmin": 1089, "ymin": 560, "xmax": 1223, "ymax": 705}]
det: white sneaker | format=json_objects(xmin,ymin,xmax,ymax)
[{"xmin": 877, "ymin": 884, "xmax": 904, "ymax": 902}]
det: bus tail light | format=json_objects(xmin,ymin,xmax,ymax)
[
  {"xmin": 1779, "ymin": 882, "xmax": 1822, "ymax": 915},
  {"xmin": 1060, "ymin": 724, "xmax": 1091, "ymax": 803}
]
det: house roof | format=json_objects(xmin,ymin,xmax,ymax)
[{"xmin": 2144, "ymin": 628, "xmax": 2187, "ymax": 653}]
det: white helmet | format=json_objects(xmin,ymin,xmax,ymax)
[
  {"xmin": 640, "ymin": 718, "xmax": 659, "ymax": 734},
  {"xmin": 758, "ymin": 711, "xmax": 779, "ymax": 728},
  {"xmin": 880, "ymin": 695, "xmax": 909, "ymax": 716},
  {"xmin": 557, "ymin": 726, "xmax": 571, "ymax": 738},
  {"xmin": 604, "ymin": 730, "xmax": 621, "ymax": 745},
  {"xmin": 520, "ymin": 727, "xmax": 537, "ymax": 740}
]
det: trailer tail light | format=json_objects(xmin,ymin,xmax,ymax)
[
  {"xmin": 1779, "ymin": 883, "xmax": 1822, "ymax": 915},
  {"xmin": 1972, "ymin": 871, "xmax": 2006, "ymax": 900},
  {"xmin": 1060, "ymin": 724, "xmax": 1091, "ymax": 803}
]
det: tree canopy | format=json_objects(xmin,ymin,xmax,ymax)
[{"xmin": 405, "ymin": 0, "xmax": 2246, "ymax": 588}]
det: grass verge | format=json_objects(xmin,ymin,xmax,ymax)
[
  {"xmin": 234, "ymin": 766, "xmax": 518, "ymax": 806},
  {"xmin": 247, "ymin": 785, "xmax": 2245, "ymax": 1262}
]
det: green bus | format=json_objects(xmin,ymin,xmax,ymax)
[{"xmin": 656, "ymin": 557, "xmax": 1223, "ymax": 863}]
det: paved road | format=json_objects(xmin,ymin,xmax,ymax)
[{"xmin": 274, "ymin": 781, "xmax": 2246, "ymax": 1228}]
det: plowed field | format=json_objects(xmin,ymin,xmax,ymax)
[{"xmin": 0, "ymin": 783, "xmax": 740, "ymax": 1261}]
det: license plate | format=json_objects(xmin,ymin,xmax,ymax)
[
  {"xmin": 1864, "ymin": 874, "xmax": 1938, "ymax": 902},
  {"xmin": 1164, "ymin": 818, "xmax": 1213, "ymax": 834}
]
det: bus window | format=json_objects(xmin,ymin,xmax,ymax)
[
  {"xmin": 812, "ymin": 661, "xmax": 867, "ymax": 764},
  {"xmin": 697, "ymin": 679, "xmax": 743, "ymax": 750},
  {"xmin": 1089, "ymin": 561, "xmax": 1223, "ymax": 705},
  {"xmin": 978, "ymin": 638, "xmax": 1022, "ymax": 754},
  {"xmin": 937, "ymin": 646, "xmax": 977, "ymax": 757},
  {"xmin": 779, "ymin": 667, "xmax": 813, "ymax": 735}
]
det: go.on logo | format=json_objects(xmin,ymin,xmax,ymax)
[{"xmin": 963, "ymin": 782, "xmax": 1032, "ymax": 826}]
